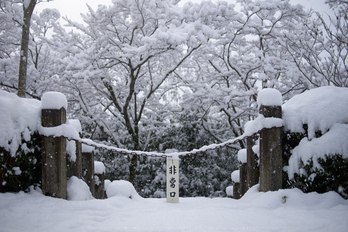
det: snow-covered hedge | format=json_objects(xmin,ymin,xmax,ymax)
[
  {"xmin": 0, "ymin": 90, "xmax": 83, "ymax": 193},
  {"xmin": 282, "ymin": 86, "xmax": 348, "ymax": 198}
]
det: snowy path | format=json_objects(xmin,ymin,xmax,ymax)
[{"xmin": 1, "ymin": 187, "xmax": 347, "ymax": 232}]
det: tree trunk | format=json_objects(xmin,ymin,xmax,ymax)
[{"xmin": 18, "ymin": 0, "xmax": 37, "ymax": 98}]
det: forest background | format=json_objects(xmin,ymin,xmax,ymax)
[{"xmin": 0, "ymin": 0, "xmax": 347, "ymax": 197}]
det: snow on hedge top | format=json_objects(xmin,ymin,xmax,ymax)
[
  {"xmin": 257, "ymin": 88, "xmax": 282, "ymax": 107},
  {"xmin": 282, "ymin": 86, "xmax": 348, "ymax": 139},
  {"xmin": 41, "ymin": 92, "xmax": 67, "ymax": 110},
  {"xmin": 0, "ymin": 90, "xmax": 41, "ymax": 155}
]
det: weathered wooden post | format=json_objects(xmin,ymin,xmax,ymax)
[
  {"xmin": 66, "ymin": 119, "xmax": 82, "ymax": 179},
  {"xmin": 94, "ymin": 161, "xmax": 105, "ymax": 199},
  {"xmin": 246, "ymin": 135, "xmax": 259, "ymax": 189},
  {"xmin": 238, "ymin": 149, "xmax": 248, "ymax": 196},
  {"xmin": 258, "ymin": 88, "xmax": 283, "ymax": 192},
  {"xmin": 82, "ymin": 142, "xmax": 95, "ymax": 196},
  {"xmin": 41, "ymin": 92, "xmax": 67, "ymax": 199},
  {"xmin": 231, "ymin": 170, "xmax": 241, "ymax": 199}
]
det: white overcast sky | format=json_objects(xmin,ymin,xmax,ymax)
[{"xmin": 35, "ymin": 0, "xmax": 333, "ymax": 24}]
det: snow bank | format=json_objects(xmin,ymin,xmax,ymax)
[
  {"xmin": 257, "ymin": 88, "xmax": 282, "ymax": 107},
  {"xmin": 67, "ymin": 176, "xmax": 94, "ymax": 201},
  {"xmin": 41, "ymin": 91, "xmax": 67, "ymax": 110},
  {"xmin": 106, "ymin": 180, "xmax": 141, "ymax": 199},
  {"xmin": 1, "ymin": 186, "xmax": 347, "ymax": 232},
  {"xmin": 282, "ymin": 86, "xmax": 348, "ymax": 139}
]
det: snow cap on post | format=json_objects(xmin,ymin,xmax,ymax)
[
  {"xmin": 237, "ymin": 149, "xmax": 247, "ymax": 163},
  {"xmin": 68, "ymin": 119, "xmax": 82, "ymax": 134},
  {"xmin": 41, "ymin": 92, "xmax": 67, "ymax": 110},
  {"xmin": 231, "ymin": 170, "xmax": 240, "ymax": 183},
  {"xmin": 94, "ymin": 161, "xmax": 105, "ymax": 174},
  {"xmin": 257, "ymin": 88, "xmax": 282, "ymax": 108}
]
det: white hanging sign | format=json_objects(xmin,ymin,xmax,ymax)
[{"xmin": 166, "ymin": 157, "xmax": 179, "ymax": 203}]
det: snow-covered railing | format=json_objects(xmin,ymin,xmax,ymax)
[{"xmin": 38, "ymin": 89, "xmax": 283, "ymax": 200}]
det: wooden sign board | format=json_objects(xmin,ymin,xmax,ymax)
[{"xmin": 166, "ymin": 158, "xmax": 179, "ymax": 203}]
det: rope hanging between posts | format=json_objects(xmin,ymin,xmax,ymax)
[{"xmin": 39, "ymin": 124, "xmax": 282, "ymax": 158}]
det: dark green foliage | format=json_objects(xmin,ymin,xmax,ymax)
[
  {"xmin": 0, "ymin": 132, "xmax": 42, "ymax": 193},
  {"xmin": 179, "ymin": 148, "xmax": 236, "ymax": 197},
  {"xmin": 289, "ymin": 155, "xmax": 348, "ymax": 199},
  {"xmin": 282, "ymin": 130, "xmax": 306, "ymax": 189},
  {"xmin": 96, "ymin": 110, "xmax": 238, "ymax": 198},
  {"xmin": 282, "ymin": 125, "xmax": 348, "ymax": 199}
]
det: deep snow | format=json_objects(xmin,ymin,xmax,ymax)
[{"xmin": 0, "ymin": 185, "xmax": 347, "ymax": 232}]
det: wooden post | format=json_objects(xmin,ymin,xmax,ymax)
[
  {"xmin": 237, "ymin": 149, "xmax": 247, "ymax": 196},
  {"xmin": 94, "ymin": 161, "xmax": 105, "ymax": 199},
  {"xmin": 81, "ymin": 149, "xmax": 95, "ymax": 196},
  {"xmin": 66, "ymin": 141, "xmax": 82, "ymax": 179},
  {"xmin": 66, "ymin": 119, "xmax": 82, "ymax": 179},
  {"xmin": 231, "ymin": 170, "xmax": 241, "ymax": 199},
  {"xmin": 246, "ymin": 135, "xmax": 259, "ymax": 189},
  {"xmin": 41, "ymin": 92, "xmax": 67, "ymax": 199},
  {"xmin": 258, "ymin": 89, "xmax": 283, "ymax": 192}
]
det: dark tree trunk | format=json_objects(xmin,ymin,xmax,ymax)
[{"xmin": 18, "ymin": 0, "xmax": 36, "ymax": 98}]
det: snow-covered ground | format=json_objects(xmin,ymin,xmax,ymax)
[{"xmin": 1, "ymin": 185, "xmax": 347, "ymax": 232}]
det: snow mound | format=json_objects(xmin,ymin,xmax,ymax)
[
  {"xmin": 282, "ymin": 86, "xmax": 348, "ymax": 139},
  {"xmin": 226, "ymin": 186, "xmax": 233, "ymax": 197},
  {"xmin": 104, "ymin": 179, "xmax": 111, "ymax": 191},
  {"xmin": 106, "ymin": 180, "xmax": 141, "ymax": 199},
  {"xmin": 241, "ymin": 185, "xmax": 346, "ymax": 210},
  {"xmin": 67, "ymin": 176, "xmax": 94, "ymax": 201}
]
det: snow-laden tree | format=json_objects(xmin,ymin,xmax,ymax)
[
  {"xmin": 283, "ymin": 0, "xmax": 348, "ymax": 87},
  {"xmin": 180, "ymin": 0, "xmax": 308, "ymax": 146},
  {"xmin": 49, "ymin": 0, "xmax": 220, "ymax": 183},
  {"xmin": 0, "ymin": 1, "xmax": 22, "ymax": 91},
  {"xmin": 0, "ymin": 1, "xmax": 58, "ymax": 98}
]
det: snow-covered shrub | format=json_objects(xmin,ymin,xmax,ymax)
[
  {"xmin": 282, "ymin": 86, "xmax": 348, "ymax": 199},
  {"xmin": 287, "ymin": 154, "xmax": 348, "ymax": 199},
  {"xmin": 0, "ymin": 132, "xmax": 42, "ymax": 193}
]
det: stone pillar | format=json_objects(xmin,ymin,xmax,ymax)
[
  {"xmin": 41, "ymin": 92, "xmax": 67, "ymax": 199},
  {"xmin": 246, "ymin": 135, "xmax": 259, "ymax": 189},
  {"xmin": 258, "ymin": 89, "xmax": 283, "ymax": 192}
]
